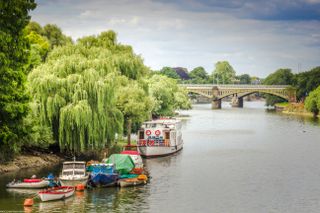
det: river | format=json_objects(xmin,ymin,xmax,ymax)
[{"xmin": 0, "ymin": 101, "xmax": 320, "ymax": 213}]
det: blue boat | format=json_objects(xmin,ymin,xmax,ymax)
[{"xmin": 89, "ymin": 164, "xmax": 119, "ymax": 187}]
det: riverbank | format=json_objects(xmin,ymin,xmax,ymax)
[
  {"xmin": 0, "ymin": 152, "xmax": 63, "ymax": 174},
  {"xmin": 275, "ymin": 102, "xmax": 319, "ymax": 118},
  {"xmin": 0, "ymin": 140, "xmax": 134, "ymax": 175}
]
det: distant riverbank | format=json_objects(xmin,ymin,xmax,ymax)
[{"xmin": 275, "ymin": 102, "xmax": 319, "ymax": 118}]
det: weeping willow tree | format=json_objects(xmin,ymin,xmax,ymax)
[
  {"xmin": 148, "ymin": 74, "xmax": 191, "ymax": 116},
  {"xmin": 28, "ymin": 30, "xmax": 148, "ymax": 153}
]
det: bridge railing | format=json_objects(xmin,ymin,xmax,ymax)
[{"xmin": 179, "ymin": 84, "xmax": 291, "ymax": 89}]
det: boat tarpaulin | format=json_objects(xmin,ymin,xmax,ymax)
[{"xmin": 105, "ymin": 154, "xmax": 135, "ymax": 174}]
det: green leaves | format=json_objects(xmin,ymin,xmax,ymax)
[
  {"xmin": 212, "ymin": 61, "xmax": 236, "ymax": 84},
  {"xmin": 0, "ymin": 0, "xmax": 36, "ymax": 162},
  {"xmin": 305, "ymin": 86, "xmax": 320, "ymax": 117}
]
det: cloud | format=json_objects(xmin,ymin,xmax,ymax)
[{"xmin": 30, "ymin": 0, "xmax": 320, "ymax": 77}]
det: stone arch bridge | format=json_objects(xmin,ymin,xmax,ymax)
[{"xmin": 180, "ymin": 84, "xmax": 297, "ymax": 109}]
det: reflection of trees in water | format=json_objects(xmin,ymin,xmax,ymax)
[
  {"xmin": 267, "ymin": 109, "xmax": 320, "ymax": 127},
  {"xmin": 85, "ymin": 186, "xmax": 150, "ymax": 212}
]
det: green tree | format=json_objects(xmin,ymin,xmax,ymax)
[
  {"xmin": 294, "ymin": 67, "xmax": 320, "ymax": 100},
  {"xmin": 28, "ymin": 31, "xmax": 150, "ymax": 154},
  {"xmin": 263, "ymin": 68, "xmax": 294, "ymax": 106},
  {"xmin": 26, "ymin": 31, "xmax": 50, "ymax": 68},
  {"xmin": 0, "ymin": 0, "xmax": 36, "ymax": 162},
  {"xmin": 237, "ymin": 74, "xmax": 251, "ymax": 84},
  {"xmin": 212, "ymin": 61, "xmax": 236, "ymax": 84},
  {"xmin": 305, "ymin": 86, "xmax": 320, "ymax": 117},
  {"xmin": 148, "ymin": 75, "xmax": 191, "ymax": 116},
  {"xmin": 116, "ymin": 78, "xmax": 153, "ymax": 145},
  {"xmin": 189, "ymin": 66, "xmax": 209, "ymax": 84},
  {"xmin": 43, "ymin": 24, "xmax": 73, "ymax": 49},
  {"xmin": 25, "ymin": 21, "xmax": 44, "ymax": 35},
  {"xmin": 160, "ymin": 67, "xmax": 180, "ymax": 79}
]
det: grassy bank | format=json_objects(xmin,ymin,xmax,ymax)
[{"xmin": 275, "ymin": 102, "xmax": 319, "ymax": 118}]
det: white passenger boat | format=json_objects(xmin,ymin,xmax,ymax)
[
  {"xmin": 59, "ymin": 160, "xmax": 88, "ymax": 186},
  {"xmin": 38, "ymin": 186, "xmax": 75, "ymax": 201},
  {"xmin": 137, "ymin": 118, "xmax": 183, "ymax": 157}
]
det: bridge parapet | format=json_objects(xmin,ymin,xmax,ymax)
[{"xmin": 181, "ymin": 84, "xmax": 296, "ymax": 108}]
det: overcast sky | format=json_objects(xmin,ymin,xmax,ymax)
[{"xmin": 31, "ymin": 0, "xmax": 320, "ymax": 77}]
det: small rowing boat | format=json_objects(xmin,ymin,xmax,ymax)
[
  {"xmin": 118, "ymin": 178, "xmax": 147, "ymax": 187},
  {"xmin": 38, "ymin": 186, "xmax": 75, "ymax": 202},
  {"xmin": 6, "ymin": 179, "xmax": 50, "ymax": 189},
  {"xmin": 118, "ymin": 174, "xmax": 148, "ymax": 187}
]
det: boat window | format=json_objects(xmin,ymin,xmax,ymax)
[
  {"xmin": 139, "ymin": 131, "xmax": 144, "ymax": 139},
  {"xmin": 74, "ymin": 171, "xmax": 85, "ymax": 175},
  {"xmin": 165, "ymin": 132, "xmax": 170, "ymax": 139},
  {"xmin": 151, "ymin": 123, "xmax": 157, "ymax": 128},
  {"xmin": 63, "ymin": 164, "xmax": 73, "ymax": 170},
  {"xmin": 63, "ymin": 171, "xmax": 73, "ymax": 176},
  {"xmin": 74, "ymin": 164, "xmax": 85, "ymax": 169}
]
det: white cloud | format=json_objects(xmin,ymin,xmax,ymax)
[{"xmin": 30, "ymin": 0, "xmax": 320, "ymax": 77}]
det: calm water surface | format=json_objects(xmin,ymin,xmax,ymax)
[{"xmin": 1, "ymin": 101, "xmax": 320, "ymax": 213}]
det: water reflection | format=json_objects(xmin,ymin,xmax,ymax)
[{"xmin": 1, "ymin": 101, "xmax": 320, "ymax": 212}]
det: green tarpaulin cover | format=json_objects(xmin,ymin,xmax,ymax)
[{"xmin": 105, "ymin": 154, "xmax": 135, "ymax": 175}]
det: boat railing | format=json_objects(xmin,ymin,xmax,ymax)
[{"xmin": 138, "ymin": 139, "xmax": 170, "ymax": 147}]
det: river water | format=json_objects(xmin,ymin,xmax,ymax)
[{"xmin": 0, "ymin": 101, "xmax": 320, "ymax": 213}]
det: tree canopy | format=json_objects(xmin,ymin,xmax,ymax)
[
  {"xmin": 189, "ymin": 67, "xmax": 209, "ymax": 84},
  {"xmin": 212, "ymin": 61, "xmax": 236, "ymax": 84},
  {"xmin": 0, "ymin": 0, "xmax": 36, "ymax": 162},
  {"xmin": 263, "ymin": 68, "xmax": 294, "ymax": 106},
  {"xmin": 294, "ymin": 67, "xmax": 320, "ymax": 100},
  {"xmin": 305, "ymin": 85, "xmax": 320, "ymax": 117},
  {"xmin": 160, "ymin": 67, "xmax": 180, "ymax": 79}
]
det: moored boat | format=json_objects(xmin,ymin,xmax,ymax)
[
  {"xmin": 59, "ymin": 160, "xmax": 88, "ymax": 186},
  {"xmin": 88, "ymin": 163, "xmax": 119, "ymax": 187},
  {"xmin": 38, "ymin": 186, "xmax": 75, "ymax": 202},
  {"xmin": 118, "ymin": 174, "xmax": 148, "ymax": 187},
  {"xmin": 121, "ymin": 147, "xmax": 144, "ymax": 174},
  {"xmin": 137, "ymin": 118, "xmax": 183, "ymax": 157},
  {"xmin": 118, "ymin": 178, "xmax": 146, "ymax": 187},
  {"xmin": 6, "ymin": 179, "xmax": 50, "ymax": 189}
]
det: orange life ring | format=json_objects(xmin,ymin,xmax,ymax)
[
  {"xmin": 146, "ymin": 130, "xmax": 151, "ymax": 136},
  {"xmin": 155, "ymin": 130, "xmax": 161, "ymax": 136}
]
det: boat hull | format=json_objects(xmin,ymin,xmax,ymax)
[
  {"xmin": 59, "ymin": 176, "xmax": 88, "ymax": 187},
  {"xmin": 90, "ymin": 173, "xmax": 119, "ymax": 187},
  {"xmin": 138, "ymin": 144, "xmax": 183, "ymax": 158},
  {"xmin": 118, "ymin": 178, "xmax": 146, "ymax": 187},
  {"xmin": 38, "ymin": 186, "xmax": 75, "ymax": 202},
  {"xmin": 6, "ymin": 180, "xmax": 50, "ymax": 189}
]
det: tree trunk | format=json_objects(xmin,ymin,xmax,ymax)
[{"xmin": 127, "ymin": 118, "xmax": 132, "ymax": 146}]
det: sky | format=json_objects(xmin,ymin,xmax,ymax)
[{"xmin": 31, "ymin": 0, "xmax": 320, "ymax": 77}]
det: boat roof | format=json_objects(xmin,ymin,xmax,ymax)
[
  {"xmin": 63, "ymin": 161, "xmax": 86, "ymax": 164},
  {"xmin": 143, "ymin": 118, "xmax": 180, "ymax": 125}
]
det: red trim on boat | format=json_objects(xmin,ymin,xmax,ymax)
[
  {"xmin": 120, "ymin": 150, "xmax": 140, "ymax": 155},
  {"xmin": 38, "ymin": 186, "xmax": 74, "ymax": 194},
  {"xmin": 23, "ymin": 179, "xmax": 42, "ymax": 183}
]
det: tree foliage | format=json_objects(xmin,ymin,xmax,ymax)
[
  {"xmin": 237, "ymin": 74, "xmax": 251, "ymax": 84},
  {"xmin": 160, "ymin": 67, "xmax": 180, "ymax": 79},
  {"xmin": 28, "ymin": 30, "xmax": 150, "ymax": 153},
  {"xmin": 0, "ymin": 0, "xmax": 36, "ymax": 162},
  {"xmin": 148, "ymin": 75, "xmax": 191, "ymax": 116},
  {"xmin": 212, "ymin": 61, "xmax": 236, "ymax": 84},
  {"xmin": 43, "ymin": 24, "xmax": 73, "ymax": 49},
  {"xmin": 263, "ymin": 68, "xmax": 294, "ymax": 106},
  {"xmin": 189, "ymin": 66, "xmax": 209, "ymax": 84},
  {"xmin": 294, "ymin": 66, "xmax": 320, "ymax": 100},
  {"xmin": 305, "ymin": 86, "xmax": 320, "ymax": 117}
]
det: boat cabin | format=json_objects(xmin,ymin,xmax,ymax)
[{"xmin": 61, "ymin": 161, "xmax": 86, "ymax": 177}]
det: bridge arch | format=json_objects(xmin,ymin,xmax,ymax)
[{"xmin": 217, "ymin": 90, "xmax": 289, "ymax": 101}]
